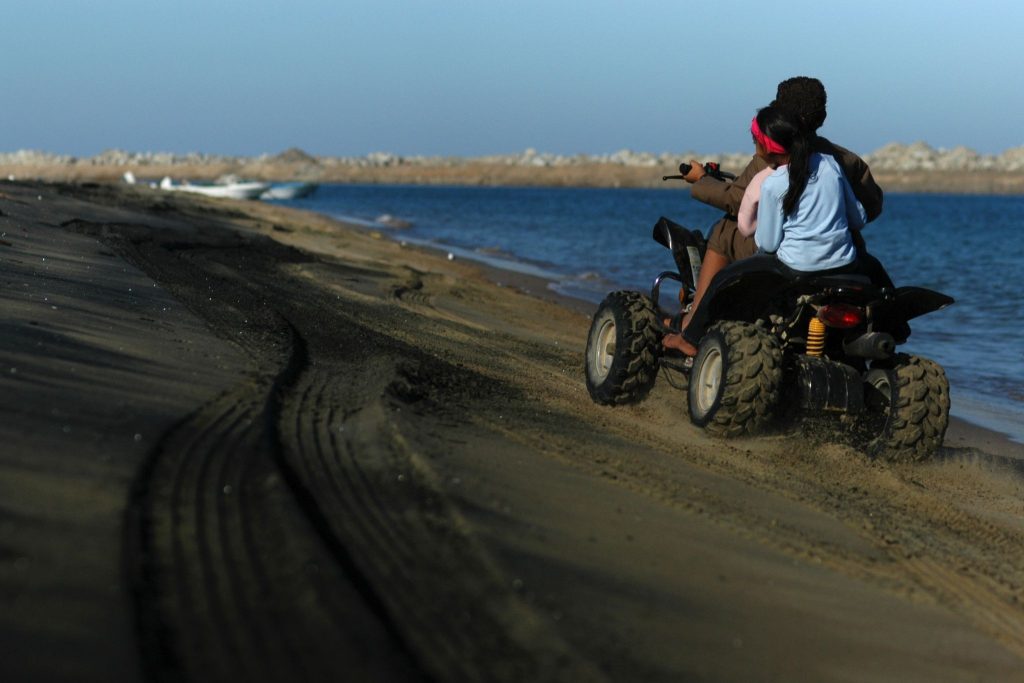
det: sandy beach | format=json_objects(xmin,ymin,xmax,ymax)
[{"xmin": 2, "ymin": 180, "xmax": 1023, "ymax": 682}]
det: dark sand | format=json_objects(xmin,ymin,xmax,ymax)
[{"xmin": 1, "ymin": 180, "xmax": 1023, "ymax": 682}]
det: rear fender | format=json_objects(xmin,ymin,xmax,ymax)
[
  {"xmin": 703, "ymin": 258, "xmax": 795, "ymax": 324},
  {"xmin": 872, "ymin": 287, "xmax": 954, "ymax": 332}
]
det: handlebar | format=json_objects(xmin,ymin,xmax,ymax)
[{"xmin": 663, "ymin": 162, "xmax": 737, "ymax": 182}]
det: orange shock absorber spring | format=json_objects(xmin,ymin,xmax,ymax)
[{"xmin": 806, "ymin": 316, "xmax": 826, "ymax": 356}]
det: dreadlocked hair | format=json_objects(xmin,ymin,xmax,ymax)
[
  {"xmin": 774, "ymin": 76, "xmax": 827, "ymax": 133},
  {"xmin": 756, "ymin": 106, "xmax": 812, "ymax": 217}
]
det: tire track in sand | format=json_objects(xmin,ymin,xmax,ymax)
[
  {"xmin": 275, "ymin": 330, "xmax": 606, "ymax": 683},
  {"xmin": 109, "ymin": 222, "xmax": 600, "ymax": 680},
  {"xmin": 130, "ymin": 386, "xmax": 304, "ymax": 682},
  {"xmin": 108, "ymin": 228, "xmax": 426, "ymax": 682},
  {"xmin": 127, "ymin": 369, "xmax": 427, "ymax": 683}
]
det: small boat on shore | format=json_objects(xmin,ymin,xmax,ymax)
[
  {"xmin": 260, "ymin": 181, "xmax": 319, "ymax": 200},
  {"xmin": 158, "ymin": 176, "xmax": 271, "ymax": 200}
]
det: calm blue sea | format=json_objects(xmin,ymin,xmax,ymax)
[{"xmin": 275, "ymin": 184, "xmax": 1024, "ymax": 445}]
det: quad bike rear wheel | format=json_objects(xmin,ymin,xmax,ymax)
[
  {"xmin": 585, "ymin": 291, "xmax": 660, "ymax": 405},
  {"xmin": 688, "ymin": 321, "xmax": 783, "ymax": 437},
  {"xmin": 861, "ymin": 354, "xmax": 950, "ymax": 462}
]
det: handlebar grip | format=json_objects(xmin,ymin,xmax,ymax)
[
  {"xmin": 664, "ymin": 161, "xmax": 738, "ymax": 182},
  {"xmin": 662, "ymin": 162, "xmax": 692, "ymax": 182}
]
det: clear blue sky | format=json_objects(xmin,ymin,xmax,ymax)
[{"xmin": 4, "ymin": 1, "xmax": 1022, "ymax": 158}]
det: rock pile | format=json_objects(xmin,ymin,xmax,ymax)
[
  {"xmin": 3, "ymin": 143, "xmax": 1024, "ymax": 173},
  {"xmin": 863, "ymin": 142, "xmax": 1024, "ymax": 172}
]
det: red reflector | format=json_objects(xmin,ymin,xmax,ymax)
[{"xmin": 817, "ymin": 304, "xmax": 864, "ymax": 329}]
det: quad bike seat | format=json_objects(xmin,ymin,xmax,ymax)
[{"xmin": 799, "ymin": 273, "xmax": 874, "ymax": 290}]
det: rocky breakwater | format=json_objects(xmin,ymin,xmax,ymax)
[
  {"xmin": 862, "ymin": 142, "xmax": 1024, "ymax": 193},
  {"xmin": 0, "ymin": 148, "xmax": 324, "ymax": 185},
  {"xmin": 2, "ymin": 143, "xmax": 1024, "ymax": 193}
]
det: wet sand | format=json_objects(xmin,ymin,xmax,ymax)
[{"xmin": 1, "ymin": 180, "xmax": 1023, "ymax": 682}]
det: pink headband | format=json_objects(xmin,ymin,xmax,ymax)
[{"xmin": 751, "ymin": 116, "xmax": 787, "ymax": 155}]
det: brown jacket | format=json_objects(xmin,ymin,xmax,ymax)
[{"xmin": 691, "ymin": 137, "xmax": 883, "ymax": 261}]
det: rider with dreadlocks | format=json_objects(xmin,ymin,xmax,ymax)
[{"xmin": 669, "ymin": 77, "xmax": 886, "ymax": 346}]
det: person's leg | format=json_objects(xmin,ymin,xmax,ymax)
[
  {"xmin": 662, "ymin": 330, "xmax": 698, "ymax": 355},
  {"xmin": 684, "ymin": 218, "xmax": 752, "ymax": 330},
  {"xmin": 662, "ymin": 248, "xmax": 726, "ymax": 356},
  {"xmin": 681, "ymin": 248, "xmax": 728, "ymax": 329},
  {"xmin": 664, "ymin": 254, "xmax": 789, "ymax": 357},
  {"xmin": 662, "ymin": 217, "xmax": 737, "ymax": 356}
]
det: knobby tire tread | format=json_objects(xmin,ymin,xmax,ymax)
[
  {"xmin": 587, "ymin": 291, "xmax": 660, "ymax": 405},
  {"xmin": 876, "ymin": 354, "xmax": 950, "ymax": 463},
  {"xmin": 703, "ymin": 321, "xmax": 783, "ymax": 438}
]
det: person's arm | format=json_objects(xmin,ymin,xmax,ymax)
[
  {"xmin": 690, "ymin": 154, "xmax": 767, "ymax": 215},
  {"xmin": 847, "ymin": 158, "xmax": 883, "ymax": 223},
  {"xmin": 754, "ymin": 179, "xmax": 784, "ymax": 253},
  {"xmin": 737, "ymin": 167, "xmax": 773, "ymax": 236}
]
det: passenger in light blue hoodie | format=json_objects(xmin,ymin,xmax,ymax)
[
  {"xmin": 746, "ymin": 105, "xmax": 866, "ymax": 272},
  {"xmin": 664, "ymin": 105, "xmax": 869, "ymax": 357}
]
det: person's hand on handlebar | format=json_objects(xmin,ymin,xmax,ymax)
[{"xmin": 683, "ymin": 159, "xmax": 705, "ymax": 183}]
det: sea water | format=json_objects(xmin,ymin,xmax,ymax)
[{"xmin": 276, "ymin": 184, "xmax": 1024, "ymax": 444}]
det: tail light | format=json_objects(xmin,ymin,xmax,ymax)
[{"xmin": 817, "ymin": 303, "xmax": 864, "ymax": 329}]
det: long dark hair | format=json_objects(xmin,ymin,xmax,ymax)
[{"xmin": 756, "ymin": 105, "xmax": 811, "ymax": 216}]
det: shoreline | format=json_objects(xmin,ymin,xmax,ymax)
[
  {"xmin": 16, "ymin": 173, "xmax": 1022, "ymax": 449},
  {"xmin": 4, "ymin": 180, "xmax": 1024, "ymax": 680},
  {"xmin": 415, "ymin": 243, "xmax": 1024, "ymax": 456},
  {"xmin": 333, "ymin": 209, "xmax": 1024, "ymax": 453},
  {"xmin": 5, "ymin": 161, "xmax": 1024, "ymax": 194}
]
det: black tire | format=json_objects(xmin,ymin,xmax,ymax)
[
  {"xmin": 861, "ymin": 354, "xmax": 950, "ymax": 462},
  {"xmin": 584, "ymin": 291, "xmax": 661, "ymax": 405},
  {"xmin": 688, "ymin": 321, "xmax": 783, "ymax": 437}
]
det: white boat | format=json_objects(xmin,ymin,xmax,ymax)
[
  {"xmin": 158, "ymin": 176, "xmax": 270, "ymax": 200},
  {"xmin": 260, "ymin": 181, "xmax": 319, "ymax": 200}
]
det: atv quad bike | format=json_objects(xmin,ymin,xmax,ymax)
[{"xmin": 584, "ymin": 163, "xmax": 954, "ymax": 463}]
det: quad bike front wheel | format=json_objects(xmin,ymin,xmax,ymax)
[
  {"xmin": 688, "ymin": 321, "xmax": 783, "ymax": 437},
  {"xmin": 861, "ymin": 354, "xmax": 950, "ymax": 462},
  {"xmin": 585, "ymin": 291, "xmax": 661, "ymax": 405}
]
